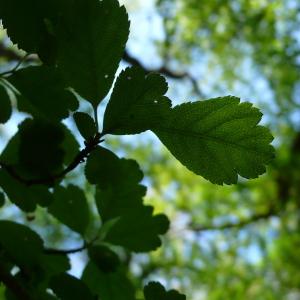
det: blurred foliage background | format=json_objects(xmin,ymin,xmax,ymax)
[{"xmin": 1, "ymin": 0, "xmax": 300, "ymax": 299}]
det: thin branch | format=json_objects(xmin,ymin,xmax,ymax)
[
  {"xmin": 0, "ymin": 133, "xmax": 104, "ymax": 186},
  {"xmin": 0, "ymin": 53, "xmax": 30, "ymax": 77},
  {"xmin": 44, "ymin": 243, "xmax": 87, "ymax": 255},
  {"xmin": 44, "ymin": 236, "xmax": 99, "ymax": 255},
  {"xmin": 189, "ymin": 208, "xmax": 276, "ymax": 232},
  {"xmin": 123, "ymin": 50, "xmax": 205, "ymax": 98}
]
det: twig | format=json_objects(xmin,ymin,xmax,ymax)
[
  {"xmin": 0, "ymin": 53, "xmax": 30, "ymax": 77},
  {"xmin": 44, "ymin": 236, "xmax": 99, "ymax": 255},
  {"xmin": 0, "ymin": 133, "xmax": 104, "ymax": 186},
  {"xmin": 189, "ymin": 208, "xmax": 276, "ymax": 232},
  {"xmin": 123, "ymin": 50, "xmax": 205, "ymax": 98}
]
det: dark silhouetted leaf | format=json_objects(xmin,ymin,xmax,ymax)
[
  {"xmin": 0, "ymin": 119, "xmax": 79, "ymax": 181},
  {"xmin": 56, "ymin": 0, "xmax": 129, "ymax": 106},
  {"xmin": 0, "ymin": 83, "xmax": 12, "ymax": 124},
  {"xmin": 73, "ymin": 112, "xmax": 96, "ymax": 140},
  {"xmin": 82, "ymin": 261, "xmax": 135, "ymax": 300},
  {"xmin": 48, "ymin": 185, "xmax": 90, "ymax": 235},
  {"xmin": 10, "ymin": 66, "xmax": 78, "ymax": 121},
  {"xmin": 144, "ymin": 282, "xmax": 186, "ymax": 300},
  {"xmin": 50, "ymin": 273, "xmax": 94, "ymax": 300},
  {"xmin": 0, "ymin": 0, "xmax": 58, "ymax": 58},
  {"xmin": 86, "ymin": 147, "xmax": 169, "ymax": 251},
  {"xmin": 85, "ymin": 146, "xmax": 121, "ymax": 188},
  {"xmin": 103, "ymin": 66, "xmax": 171, "ymax": 134},
  {"xmin": 88, "ymin": 245, "xmax": 120, "ymax": 273},
  {"xmin": 0, "ymin": 221, "xmax": 43, "ymax": 268},
  {"xmin": 154, "ymin": 96, "xmax": 274, "ymax": 184},
  {"xmin": 0, "ymin": 169, "xmax": 53, "ymax": 211},
  {"xmin": 105, "ymin": 205, "xmax": 169, "ymax": 252}
]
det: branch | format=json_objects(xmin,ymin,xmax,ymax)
[
  {"xmin": 0, "ymin": 133, "xmax": 104, "ymax": 186},
  {"xmin": 44, "ymin": 236, "xmax": 98, "ymax": 255},
  {"xmin": 123, "ymin": 50, "xmax": 205, "ymax": 98},
  {"xmin": 190, "ymin": 208, "xmax": 276, "ymax": 232},
  {"xmin": 44, "ymin": 244, "xmax": 87, "ymax": 255}
]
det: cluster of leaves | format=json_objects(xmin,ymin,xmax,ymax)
[{"xmin": 0, "ymin": 0, "xmax": 274, "ymax": 299}]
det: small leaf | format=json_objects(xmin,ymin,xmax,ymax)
[
  {"xmin": 56, "ymin": 0, "xmax": 130, "ymax": 106},
  {"xmin": 0, "ymin": 83, "xmax": 12, "ymax": 124},
  {"xmin": 144, "ymin": 282, "xmax": 186, "ymax": 300},
  {"xmin": 73, "ymin": 112, "xmax": 96, "ymax": 140},
  {"xmin": 82, "ymin": 261, "xmax": 135, "ymax": 300},
  {"xmin": 50, "ymin": 273, "xmax": 94, "ymax": 300},
  {"xmin": 154, "ymin": 96, "xmax": 274, "ymax": 184},
  {"xmin": 48, "ymin": 185, "xmax": 90, "ymax": 235},
  {"xmin": 103, "ymin": 66, "xmax": 171, "ymax": 135},
  {"xmin": 9, "ymin": 66, "xmax": 78, "ymax": 121},
  {"xmin": 105, "ymin": 206, "xmax": 169, "ymax": 252},
  {"xmin": 88, "ymin": 245, "xmax": 120, "ymax": 273},
  {"xmin": 0, "ymin": 221, "xmax": 43, "ymax": 268}
]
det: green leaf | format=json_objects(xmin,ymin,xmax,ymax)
[
  {"xmin": 0, "ymin": 0, "xmax": 57, "ymax": 57},
  {"xmin": 0, "ymin": 221, "xmax": 43, "ymax": 268},
  {"xmin": 103, "ymin": 66, "xmax": 171, "ymax": 135},
  {"xmin": 73, "ymin": 112, "xmax": 96, "ymax": 140},
  {"xmin": 144, "ymin": 282, "xmax": 186, "ymax": 300},
  {"xmin": 9, "ymin": 66, "xmax": 78, "ymax": 121},
  {"xmin": 105, "ymin": 206, "xmax": 169, "ymax": 252},
  {"xmin": 88, "ymin": 245, "xmax": 120, "ymax": 273},
  {"xmin": 153, "ymin": 96, "xmax": 274, "ymax": 184},
  {"xmin": 0, "ymin": 83, "xmax": 12, "ymax": 124},
  {"xmin": 82, "ymin": 261, "xmax": 135, "ymax": 300},
  {"xmin": 85, "ymin": 146, "xmax": 121, "ymax": 188},
  {"xmin": 18, "ymin": 119, "xmax": 65, "ymax": 178},
  {"xmin": 56, "ymin": 0, "xmax": 130, "ymax": 106},
  {"xmin": 86, "ymin": 147, "xmax": 169, "ymax": 251},
  {"xmin": 48, "ymin": 185, "xmax": 90, "ymax": 235},
  {"xmin": 0, "ymin": 169, "xmax": 53, "ymax": 211},
  {"xmin": 0, "ymin": 119, "xmax": 79, "ymax": 181},
  {"xmin": 50, "ymin": 273, "xmax": 94, "ymax": 300}
]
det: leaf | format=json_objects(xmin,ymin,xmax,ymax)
[
  {"xmin": 0, "ymin": 169, "xmax": 53, "ymax": 211},
  {"xmin": 9, "ymin": 66, "xmax": 78, "ymax": 121},
  {"xmin": 0, "ymin": 83, "xmax": 12, "ymax": 124},
  {"xmin": 103, "ymin": 66, "xmax": 171, "ymax": 135},
  {"xmin": 86, "ymin": 147, "xmax": 169, "ymax": 252},
  {"xmin": 144, "ymin": 282, "xmax": 186, "ymax": 300},
  {"xmin": 153, "ymin": 96, "xmax": 274, "ymax": 184},
  {"xmin": 50, "ymin": 273, "xmax": 94, "ymax": 300},
  {"xmin": 55, "ymin": 0, "xmax": 130, "ymax": 106},
  {"xmin": 0, "ymin": 119, "xmax": 79, "ymax": 181},
  {"xmin": 0, "ymin": 0, "xmax": 58, "ymax": 57},
  {"xmin": 73, "ymin": 112, "xmax": 96, "ymax": 140},
  {"xmin": 85, "ymin": 146, "xmax": 121, "ymax": 188},
  {"xmin": 18, "ymin": 119, "xmax": 65, "ymax": 178},
  {"xmin": 105, "ymin": 206, "xmax": 169, "ymax": 252},
  {"xmin": 82, "ymin": 261, "xmax": 135, "ymax": 300},
  {"xmin": 0, "ymin": 221, "xmax": 43, "ymax": 269},
  {"xmin": 48, "ymin": 185, "xmax": 90, "ymax": 235},
  {"xmin": 88, "ymin": 245, "xmax": 120, "ymax": 273}
]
